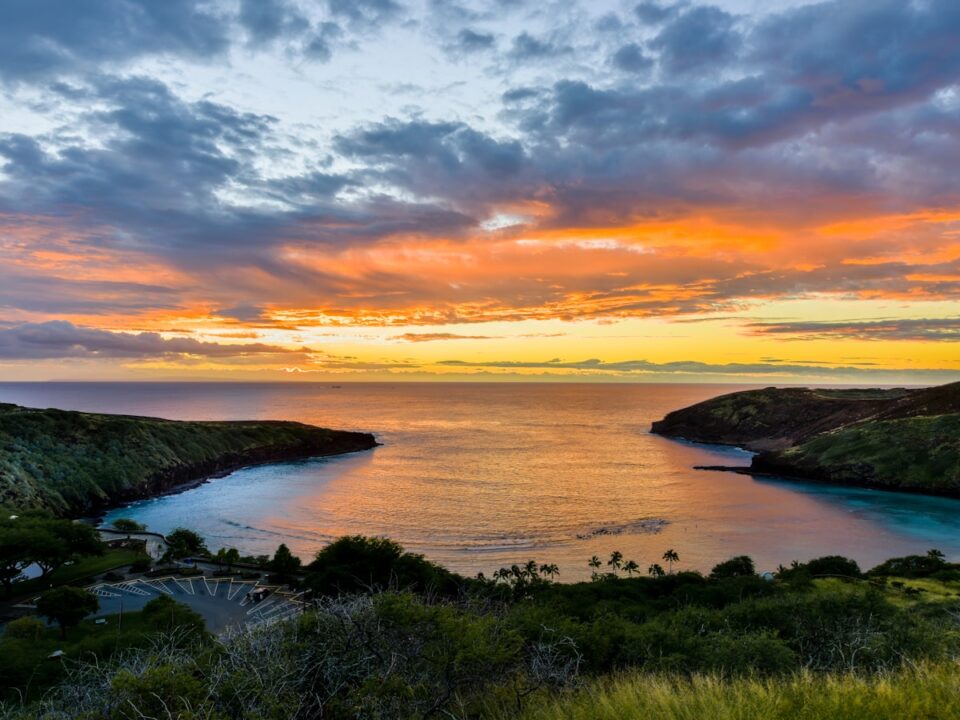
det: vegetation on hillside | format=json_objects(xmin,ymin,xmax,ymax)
[
  {"xmin": 0, "ymin": 403, "xmax": 377, "ymax": 516},
  {"xmin": 651, "ymin": 381, "xmax": 960, "ymax": 495},
  {"xmin": 2, "ymin": 536, "xmax": 960, "ymax": 718},
  {"xmin": 756, "ymin": 413, "xmax": 960, "ymax": 493}
]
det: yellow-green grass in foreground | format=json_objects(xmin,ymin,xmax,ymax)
[{"xmin": 519, "ymin": 664, "xmax": 960, "ymax": 720}]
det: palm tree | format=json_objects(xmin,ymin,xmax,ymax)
[
  {"xmin": 648, "ymin": 563, "xmax": 665, "ymax": 577},
  {"xmin": 608, "ymin": 551, "xmax": 623, "ymax": 573},
  {"xmin": 524, "ymin": 559, "xmax": 539, "ymax": 579},
  {"xmin": 588, "ymin": 555, "xmax": 602, "ymax": 580},
  {"xmin": 623, "ymin": 559, "xmax": 639, "ymax": 577},
  {"xmin": 662, "ymin": 549, "xmax": 679, "ymax": 574},
  {"xmin": 928, "ymin": 549, "xmax": 946, "ymax": 563},
  {"xmin": 539, "ymin": 563, "xmax": 559, "ymax": 581}
]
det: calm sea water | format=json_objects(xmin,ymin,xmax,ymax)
[{"xmin": 2, "ymin": 382, "xmax": 959, "ymax": 579}]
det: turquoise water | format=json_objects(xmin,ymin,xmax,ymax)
[{"xmin": 2, "ymin": 381, "xmax": 959, "ymax": 579}]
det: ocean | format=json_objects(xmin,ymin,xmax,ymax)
[{"xmin": 2, "ymin": 381, "xmax": 959, "ymax": 580}]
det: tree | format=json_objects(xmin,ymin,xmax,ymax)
[
  {"xmin": 270, "ymin": 543, "xmax": 302, "ymax": 580},
  {"xmin": 588, "ymin": 555, "xmax": 602, "ymax": 581},
  {"xmin": 539, "ymin": 563, "xmax": 559, "ymax": 581},
  {"xmin": 927, "ymin": 548, "xmax": 946, "ymax": 564},
  {"xmin": 0, "ymin": 528, "xmax": 36, "ymax": 597},
  {"xmin": 36, "ymin": 586, "xmax": 99, "ymax": 639},
  {"xmin": 648, "ymin": 563, "xmax": 665, "ymax": 577},
  {"xmin": 142, "ymin": 595, "xmax": 206, "ymax": 636},
  {"xmin": 0, "ymin": 517, "xmax": 104, "ymax": 592},
  {"xmin": 112, "ymin": 518, "xmax": 145, "ymax": 535},
  {"xmin": 608, "ymin": 551, "xmax": 623, "ymax": 574},
  {"xmin": 165, "ymin": 528, "xmax": 209, "ymax": 559},
  {"xmin": 662, "ymin": 549, "xmax": 679, "ymax": 574},
  {"xmin": 623, "ymin": 559, "xmax": 639, "ymax": 577},
  {"xmin": 710, "ymin": 555, "xmax": 756, "ymax": 579},
  {"xmin": 214, "ymin": 547, "xmax": 241, "ymax": 573}
]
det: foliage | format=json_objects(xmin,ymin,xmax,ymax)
[
  {"xmin": 110, "ymin": 518, "xmax": 145, "ymax": 533},
  {"xmin": 0, "ymin": 403, "xmax": 375, "ymax": 516},
  {"xmin": 710, "ymin": 555, "xmax": 755, "ymax": 579},
  {"xmin": 0, "ymin": 513, "xmax": 104, "ymax": 596},
  {"xmin": 33, "ymin": 593, "xmax": 579, "ymax": 720},
  {"xmin": 164, "ymin": 527, "xmax": 209, "ymax": 559},
  {"xmin": 269, "ymin": 543, "xmax": 302, "ymax": 581},
  {"xmin": 140, "ymin": 596, "xmax": 208, "ymax": 638},
  {"xmin": 306, "ymin": 535, "xmax": 459, "ymax": 596},
  {"xmin": 36, "ymin": 586, "xmax": 99, "ymax": 639},
  {"xmin": 868, "ymin": 551, "xmax": 947, "ymax": 578}
]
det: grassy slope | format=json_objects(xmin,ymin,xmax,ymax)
[
  {"xmin": 519, "ymin": 664, "xmax": 960, "ymax": 720},
  {"xmin": 650, "ymin": 387, "xmax": 907, "ymax": 451},
  {"xmin": 758, "ymin": 414, "xmax": 960, "ymax": 493},
  {"xmin": 0, "ymin": 403, "xmax": 376, "ymax": 516}
]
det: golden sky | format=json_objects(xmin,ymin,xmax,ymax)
[{"xmin": 0, "ymin": 0, "xmax": 958, "ymax": 383}]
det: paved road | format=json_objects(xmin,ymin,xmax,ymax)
[{"xmin": 98, "ymin": 529, "xmax": 168, "ymax": 559}]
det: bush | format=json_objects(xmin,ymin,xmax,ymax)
[
  {"xmin": 130, "ymin": 556, "xmax": 152, "ymax": 573},
  {"xmin": 142, "ymin": 596, "xmax": 207, "ymax": 637},
  {"xmin": 710, "ymin": 556, "xmax": 755, "ymax": 579},
  {"xmin": 4, "ymin": 616, "xmax": 45, "ymax": 641},
  {"xmin": 306, "ymin": 536, "xmax": 459, "ymax": 597}
]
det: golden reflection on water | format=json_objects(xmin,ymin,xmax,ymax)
[{"xmin": 8, "ymin": 381, "xmax": 955, "ymax": 579}]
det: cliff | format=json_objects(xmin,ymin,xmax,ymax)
[
  {"xmin": 651, "ymin": 382, "xmax": 960, "ymax": 496},
  {"xmin": 0, "ymin": 403, "xmax": 378, "ymax": 516}
]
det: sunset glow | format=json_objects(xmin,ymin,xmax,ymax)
[{"xmin": 1, "ymin": 0, "xmax": 959, "ymax": 383}]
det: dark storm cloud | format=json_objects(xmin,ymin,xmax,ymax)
[
  {"xmin": 0, "ymin": 0, "xmax": 229, "ymax": 82},
  {"xmin": 0, "ymin": 321, "xmax": 295, "ymax": 360}
]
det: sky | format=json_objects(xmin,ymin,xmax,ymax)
[{"xmin": 0, "ymin": 0, "xmax": 959, "ymax": 383}]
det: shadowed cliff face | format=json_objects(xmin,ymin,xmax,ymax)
[
  {"xmin": 0, "ymin": 403, "xmax": 378, "ymax": 516},
  {"xmin": 651, "ymin": 383, "xmax": 960, "ymax": 496}
]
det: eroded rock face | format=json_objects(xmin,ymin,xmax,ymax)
[{"xmin": 652, "ymin": 382, "xmax": 960, "ymax": 497}]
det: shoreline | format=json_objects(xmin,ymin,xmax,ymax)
[
  {"xmin": 86, "ymin": 442, "xmax": 381, "ymax": 525},
  {"xmin": 693, "ymin": 463, "xmax": 960, "ymax": 502}
]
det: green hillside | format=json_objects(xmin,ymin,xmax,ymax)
[
  {"xmin": 652, "ymin": 382, "xmax": 960, "ymax": 495},
  {"xmin": 755, "ymin": 414, "xmax": 960, "ymax": 494},
  {"xmin": 0, "ymin": 403, "xmax": 377, "ymax": 516}
]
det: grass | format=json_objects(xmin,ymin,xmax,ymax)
[
  {"xmin": 0, "ymin": 402, "xmax": 374, "ymax": 515},
  {"xmin": 777, "ymin": 414, "xmax": 960, "ymax": 491},
  {"xmin": 518, "ymin": 664, "xmax": 960, "ymax": 720},
  {"xmin": 9, "ymin": 548, "xmax": 144, "ymax": 599}
]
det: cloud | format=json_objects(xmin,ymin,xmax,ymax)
[
  {"xmin": 749, "ymin": 318, "xmax": 960, "ymax": 342},
  {"xmin": 395, "ymin": 332, "xmax": 499, "ymax": 342},
  {"xmin": 611, "ymin": 43, "xmax": 653, "ymax": 73},
  {"xmin": 508, "ymin": 32, "xmax": 573, "ymax": 62},
  {"xmin": 451, "ymin": 28, "xmax": 496, "ymax": 54},
  {"xmin": 0, "ymin": 0, "xmax": 230, "ymax": 82},
  {"xmin": 0, "ymin": 322, "xmax": 296, "ymax": 360},
  {"xmin": 238, "ymin": 0, "xmax": 309, "ymax": 47},
  {"xmin": 327, "ymin": 0, "xmax": 405, "ymax": 31},
  {"xmin": 650, "ymin": 5, "xmax": 741, "ymax": 74},
  {"xmin": 436, "ymin": 357, "xmax": 960, "ymax": 380}
]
